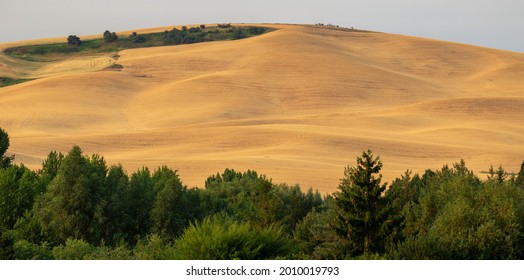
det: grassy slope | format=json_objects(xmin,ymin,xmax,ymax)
[{"xmin": 1, "ymin": 24, "xmax": 524, "ymax": 192}]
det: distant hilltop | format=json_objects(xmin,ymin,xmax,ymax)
[{"xmin": 1, "ymin": 23, "xmax": 524, "ymax": 192}]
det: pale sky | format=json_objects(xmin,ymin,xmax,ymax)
[{"xmin": 1, "ymin": 0, "xmax": 523, "ymax": 52}]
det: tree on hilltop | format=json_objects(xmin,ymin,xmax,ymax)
[
  {"xmin": 103, "ymin": 30, "xmax": 118, "ymax": 43},
  {"xmin": 67, "ymin": 35, "xmax": 82, "ymax": 46}
]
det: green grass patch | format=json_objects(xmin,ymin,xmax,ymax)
[
  {"xmin": 0, "ymin": 77, "xmax": 33, "ymax": 88},
  {"xmin": 4, "ymin": 25, "xmax": 274, "ymax": 62}
]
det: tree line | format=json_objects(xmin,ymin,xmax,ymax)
[
  {"xmin": 5, "ymin": 25, "xmax": 272, "ymax": 62},
  {"xmin": 1, "ymin": 127, "xmax": 524, "ymax": 259}
]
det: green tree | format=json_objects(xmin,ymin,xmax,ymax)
[
  {"xmin": 487, "ymin": 165, "xmax": 507, "ymax": 184},
  {"xmin": 268, "ymin": 184, "xmax": 323, "ymax": 233},
  {"xmin": 66, "ymin": 35, "xmax": 82, "ymax": 46},
  {"xmin": 38, "ymin": 151, "xmax": 64, "ymax": 186},
  {"xmin": 123, "ymin": 167, "xmax": 155, "ymax": 244},
  {"xmin": 98, "ymin": 164, "xmax": 129, "ymax": 245},
  {"xmin": 334, "ymin": 150, "xmax": 390, "ymax": 257},
  {"xmin": 293, "ymin": 197, "xmax": 346, "ymax": 259},
  {"xmin": 150, "ymin": 166, "xmax": 196, "ymax": 240},
  {"xmin": 392, "ymin": 161, "xmax": 524, "ymax": 259},
  {"xmin": 32, "ymin": 146, "xmax": 106, "ymax": 245},
  {"xmin": 516, "ymin": 161, "xmax": 524, "ymax": 189},
  {"xmin": 0, "ymin": 128, "xmax": 14, "ymax": 168},
  {"xmin": 103, "ymin": 30, "xmax": 118, "ymax": 43},
  {"xmin": 205, "ymin": 169, "xmax": 275, "ymax": 226},
  {"xmin": 0, "ymin": 165, "xmax": 43, "ymax": 231}
]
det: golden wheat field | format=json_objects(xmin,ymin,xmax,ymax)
[{"xmin": 1, "ymin": 24, "xmax": 524, "ymax": 193}]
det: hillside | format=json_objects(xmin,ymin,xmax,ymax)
[{"xmin": 1, "ymin": 24, "xmax": 524, "ymax": 192}]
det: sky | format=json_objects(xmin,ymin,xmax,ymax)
[{"xmin": 1, "ymin": 0, "xmax": 523, "ymax": 53}]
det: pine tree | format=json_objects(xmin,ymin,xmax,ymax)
[
  {"xmin": 517, "ymin": 161, "xmax": 524, "ymax": 189},
  {"xmin": 334, "ymin": 150, "xmax": 389, "ymax": 257}
]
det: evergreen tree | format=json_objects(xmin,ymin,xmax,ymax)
[
  {"xmin": 334, "ymin": 150, "xmax": 390, "ymax": 257},
  {"xmin": 516, "ymin": 161, "xmax": 524, "ymax": 189}
]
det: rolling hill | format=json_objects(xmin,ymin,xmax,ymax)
[{"xmin": 1, "ymin": 24, "xmax": 524, "ymax": 193}]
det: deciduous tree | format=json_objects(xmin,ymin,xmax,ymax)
[{"xmin": 0, "ymin": 128, "xmax": 14, "ymax": 168}]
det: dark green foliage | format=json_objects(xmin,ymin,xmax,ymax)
[
  {"xmin": 32, "ymin": 146, "xmax": 106, "ymax": 244},
  {"xmin": 334, "ymin": 150, "xmax": 390, "ymax": 257},
  {"xmin": 163, "ymin": 28, "xmax": 185, "ymax": 44},
  {"xmin": 517, "ymin": 161, "xmax": 524, "ymax": 189},
  {"xmin": 188, "ymin": 27, "xmax": 200, "ymax": 33},
  {"xmin": 387, "ymin": 235, "xmax": 448, "ymax": 260},
  {"xmin": 131, "ymin": 33, "xmax": 147, "ymax": 43},
  {"xmin": 67, "ymin": 35, "xmax": 82, "ymax": 46},
  {"xmin": 103, "ymin": 30, "xmax": 118, "ymax": 43},
  {"xmin": 13, "ymin": 240, "xmax": 53, "ymax": 260},
  {"xmin": 204, "ymin": 169, "xmax": 322, "ymax": 233},
  {"xmin": 0, "ymin": 128, "xmax": 14, "ymax": 168},
  {"xmin": 6, "ymin": 26, "xmax": 273, "ymax": 62},
  {"xmin": 487, "ymin": 165, "xmax": 507, "ymax": 184},
  {"xmin": 389, "ymin": 161, "xmax": 524, "ymax": 259},
  {"xmin": 0, "ymin": 77, "xmax": 33, "ymax": 88},
  {"xmin": 173, "ymin": 214, "xmax": 294, "ymax": 260},
  {"xmin": 38, "ymin": 151, "xmax": 64, "ymax": 186},
  {"xmin": 0, "ymin": 232, "xmax": 15, "ymax": 259},
  {"xmin": 232, "ymin": 27, "xmax": 246, "ymax": 39},
  {"xmin": 51, "ymin": 238, "xmax": 96, "ymax": 260},
  {"xmin": 1, "ymin": 129, "xmax": 523, "ymax": 260},
  {"xmin": 268, "ymin": 184, "xmax": 323, "ymax": 233},
  {"xmin": 248, "ymin": 26, "xmax": 265, "ymax": 35},
  {"xmin": 0, "ymin": 165, "xmax": 43, "ymax": 230},
  {"xmin": 384, "ymin": 170, "xmax": 424, "ymax": 242},
  {"xmin": 150, "ymin": 166, "xmax": 199, "ymax": 240},
  {"xmin": 98, "ymin": 164, "xmax": 129, "ymax": 245},
  {"xmin": 123, "ymin": 167, "xmax": 155, "ymax": 243},
  {"xmin": 293, "ymin": 197, "xmax": 347, "ymax": 259},
  {"xmin": 217, "ymin": 23, "xmax": 232, "ymax": 28},
  {"xmin": 204, "ymin": 169, "xmax": 274, "ymax": 224}
]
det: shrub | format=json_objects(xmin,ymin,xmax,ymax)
[
  {"xmin": 188, "ymin": 27, "xmax": 200, "ymax": 33},
  {"xmin": 132, "ymin": 34, "xmax": 146, "ymax": 43},
  {"xmin": 52, "ymin": 239, "xmax": 96, "ymax": 260},
  {"xmin": 13, "ymin": 240, "xmax": 53, "ymax": 260},
  {"xmin": 173, "ymin": 214, "xmax": 294, "ymax": 259}
]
